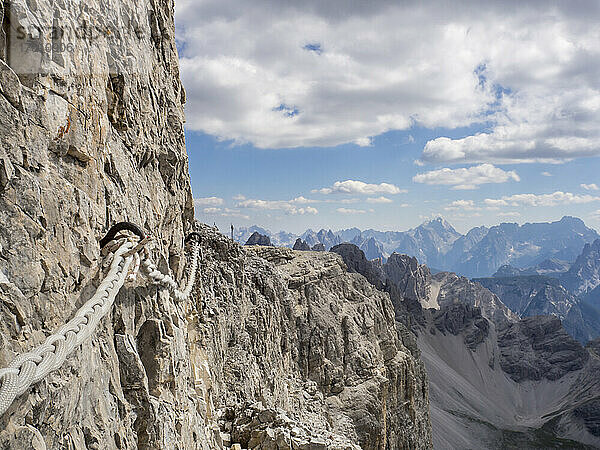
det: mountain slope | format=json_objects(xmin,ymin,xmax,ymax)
[
  {"xmin": 420, "ymin": 317, "xmax": 600, "ymax": 449},
  {"xmin": 493, "ymin": 258, "xmax": 571, "ymax": 277},
  {"xmin": 332, "ymin": 244, "xmax": 600, "ymax": 449},
  {"xmin": 475, "ymin": 275, "xmax": 600, "ymax": 343},
  {"xmin": 561, "ymin": 239, "xmax": 600, "ymax": 296},
  {"xmin": 453, "ymin": 217, "xmax": 599, "ymax": 277}
]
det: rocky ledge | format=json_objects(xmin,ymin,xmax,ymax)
[{"xmin": 191, "ymin": 226, "xmax": 433, "ymax": 449}]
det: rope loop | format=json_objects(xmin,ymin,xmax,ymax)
[{"xmin": 140, "ymin": 235, "xmax": 201, "ymax": 303}]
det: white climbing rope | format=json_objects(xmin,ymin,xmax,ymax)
[
  {"xmin": 141, "ymin": 241, "xmax": 200, "ymax": 302},
  {"xmin": 0, "ymin": 229, "xmax": 201, "ymax": 417},
  {"xmin": 0, "ymin": 238, "xmax": 136, "ymax": 416}
]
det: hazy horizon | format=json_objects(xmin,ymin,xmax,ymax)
[{"xmin": 226, "ymin": 214, "xmax": 599, "ymax": 238}]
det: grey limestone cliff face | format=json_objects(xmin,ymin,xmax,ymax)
[
  {"xmin": 0, "ymin": 0, "xmax": 199, "ymax": 447},
  {"xmin": 475, "ymin": 275, "xmax": 600, "ymax": 344},
  {"xmin": 497, "ymin": 315, "xmax": 589, "ymax": 382},
  {"xmin": 431, "ymin": 272, "xmax": 516, "ymax": 326},
  {"xmin": 475, "ymin": 275, "xmax": 577, "ymax": 319},
  {"xmin": 431, "ymin": 303, "xmax": 489, "ymax": 350},
  {"xmin": 194, "ymin": 226, "xmax": 432, "ymax": 449},
  {"xmin": 383, "ymin": 254, "xmax": 431, "ymax": 304}
]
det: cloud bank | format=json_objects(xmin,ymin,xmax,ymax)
[
  {"xmin": 194, "ymin": 196, "xmax": 224, "ymax": 206},
  {"xmin": 413, "ymin": 164, "xmax": 520, "ymax": 190},
  {"xmin": 313, "ymin": 180, "xmax": 405, "ymax": 195},
  {"xmin": 176, "ymin": 0, "xmax": 600, "ymax": 164},
  {"xmin": 484, "ymin": 191, "xmax": 600, "ymax": 207},
  {"xmin": 236, "ymin": 197, "xmax": 319, "ymax": 215}
]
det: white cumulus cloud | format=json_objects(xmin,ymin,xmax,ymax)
[
  {"xmin": 366, "ymin": 196, "xmax": 393, "ymax": 203},
  {"xmin": 313, "ymin": 180, "xmax": 405, "ymax": 195},
  {"xmin": 444, "ymin": 199, "xmax": 480, "ymax": 211},
  {"xmin": 413, "ymin": 164, "xmax": 520, "ymax": 190},
  {"xmin": 176, "ymin": 0, "xmax": 600, "ymax": 164},
  {"xmin": 484, "ymin": 191, "xmax": 600, "ymax": 207},
  {"xmin": 194, "ymin": 196, "xmax": 224, "ymax": 206},
  {"xmin": 497, "ymin": 211, "xmax": 521, "ymax": 218},
  {"xmin": 236, "ymin": 197, "xmax": 318, "ymax": 215},
  {"xmin": 581, "ymin": 183, "xmax": 599, "ymax": 191},
  {"xmin": 337, "ymin": 207, "xmax": 367, "ymax": 214}
]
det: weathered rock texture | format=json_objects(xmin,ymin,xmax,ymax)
[
  {"xmin": 0, "ymin": 0, "xmax": 202, "ymax": 447},
  {"xmin": 195, "ymin": 226, "xmax": 432, "ymax": 449},
  {"xmin": 497, "ymin": 315, "xmax": 589, "ymax": 382}
]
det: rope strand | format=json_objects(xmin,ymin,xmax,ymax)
[
  {"xmin": 0, "ymin": 232, "xmax": 201, "ymax": 417},
  {"xmin": 141, "ymin": 242, "xmax": 200, "ymax": 302},
  {"xmin": 0, "ymin": 239, "xmax": 135, "ymax": 416}
]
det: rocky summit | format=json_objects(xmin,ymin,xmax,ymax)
[
  {"xmin": 245, "ymin": 231, "xmax": 272, "ymax": 246},
  {"xmin": 187, "ymin": 226, "xmax": 432, "ymax": 448}
]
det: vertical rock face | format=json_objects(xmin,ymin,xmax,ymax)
[
  {"xmin": 383, "ymin": 254, "xmax": 432, "ymax": 305},
  {"xmin": 0, "ymin": 0, "xmax": 195, "ymax": 447},
  {"xmin": 431, "ymin": 272, "xmax": 517, "ymax": 326}
]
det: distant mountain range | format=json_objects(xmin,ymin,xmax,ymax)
[
  {"xmin": 234, "ymin": 216, "xmax": 599, "ymax": 278},
  {"xmin": 236, "ymin": 217, "xmax": 600, "ymax": 344},
  {"xmin": 476, "ymin": 239, "xmax": 600, "ymax": 343}
]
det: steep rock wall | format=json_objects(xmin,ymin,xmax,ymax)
[{"xmin": 0, "ymin": 0, "xmax": 197, "ymax": 447}]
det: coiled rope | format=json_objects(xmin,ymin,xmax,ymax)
[{"xmin": 0, "ymin": 223, "xmax": 201, "ymax": 416}]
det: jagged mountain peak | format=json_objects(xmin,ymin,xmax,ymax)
[
  {"xmin": 561, "ymin": 238, "xmax": 600, "ymax": 296},
  {"xmin": 558, "ymin": 215, "xmax": 587, "ymax": 226},
  {"xmin": 245, "ymin": 231, "xmax": 272, "ymax": 246},
  {"xmin": 421, "ymin": 216, "xmax": 456, "ymax": 231},
  {"xmin": 292, "ymin": 238, "xmax": 311, "ymax": 251}
]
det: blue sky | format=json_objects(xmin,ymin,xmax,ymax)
[{"xmin": 177, "ymin": 0, "xmax": 600, "ymax": 234}]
